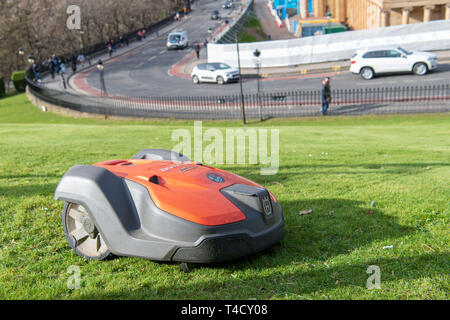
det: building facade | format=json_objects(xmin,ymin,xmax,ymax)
[{"xmin": 296, "ymin": 0, "xmax": 450, "ymax": 30}]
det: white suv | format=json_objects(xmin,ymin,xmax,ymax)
[
  {"xmin": 350, "ymin": 47, "xmax": 438, "ymax": 80},
  {"xmin": 191, "ymin": 63, "xmax": 240, "ymax": 85}
]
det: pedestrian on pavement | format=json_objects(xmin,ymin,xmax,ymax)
[
  {"xmin": 53, "ymin": 55, "xmax": 61, "ymax": 74},
  {"xmin": 125, "ymin": 35, "xmax": 129, "ymax": 46},
  {"xmin": 77, "ymin": 53, "xmax": 85, "ymax": 67},
  {"xmin": 194, "ymin": 42, "xmax": 200, "ymax": 59},
  {"xmin": 321, "ymin": 77, "xmax": 331, "ymax": 115},
  {"xmin": 32, "ymin": 63, "xmax": 41, "ymax": 83},
  {"xmin": 119, "ymin": 36, "xmax": 124, "ymax": 48},
  {"xmin": 50, "ymin": 57, "xmax": 56, "ymax": 79},
  {"xmin": 142, "ymin": 29, "xmax": 146, "ymax": 39},
  {"xmin": 203, "ymin": 38, "xmax": 208, "ymax": 56},
  {"xmin": 107, "ymin": 40, "xmax": 113, "ymax": 57},
  {"xmin": 71, "ymin": 54, "xmax": 77, "ymax": 72}
]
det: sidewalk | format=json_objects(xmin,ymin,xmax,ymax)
[{"xmin": 254, "ymin": 0, "xmax": 294, "ymax": 40}]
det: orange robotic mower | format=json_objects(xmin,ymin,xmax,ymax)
[{"xmin": 55, "ymin": 149, "xmax": 284, "ymax": 268}]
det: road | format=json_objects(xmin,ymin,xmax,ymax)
[{"xmin": 82, "ymin": 0, "xmax": 450, "ymax": 98}]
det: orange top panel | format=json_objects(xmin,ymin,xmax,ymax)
[{"xmin": 93, "ymin": 159, "xmax": 270, "ymax": 226}]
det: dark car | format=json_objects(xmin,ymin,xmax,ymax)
[
  {"xmin": 211, "ymin": 10, "xmax": 220, "ymax": 20},
  {"xmin": 223, "ymin": 1, "xmax": 233, "ymax": 9}
]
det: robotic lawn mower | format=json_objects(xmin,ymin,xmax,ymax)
[{"xmin": 55, "ymin": 149, "xmax": 284, "ymax": 268}]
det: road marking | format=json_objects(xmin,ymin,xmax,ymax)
[
  {"xmin": 136, "ymin": 62, "xmax": 145, "ymax": 68},
  {"xmin": 159, "ymin": 49, "xmax": 167, "ymax": 54},
  {"xmin": 148, "ymin": 56, "xmax": 157, "ymax": 62}
]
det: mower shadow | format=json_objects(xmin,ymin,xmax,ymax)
[
  {"xmin": 77, "ymin": 197, "xmax": 441, "ymax": 299},
  {"xmin": 208, "ymin": 197, "xmax": 415, "ymax": 267}
]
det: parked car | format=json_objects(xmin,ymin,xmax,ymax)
[
  {"xmin": 211, "ymin": 10, "xmax": 220, "ymax": 20},
  {"xmin": 166, "ymin": 29, "xmax": 189, "ymax": 50},
  {"xmin": 350, "ymin": 47, "xmax": 438, "ymax": 80},
  {"xmin": 223, "ymin": 1, "xmax": 233, "ymax": 9},
  {"xmin": 191, "ymin": 62, "xmax": 240, "ymax": 85}
]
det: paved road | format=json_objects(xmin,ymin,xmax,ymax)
[{"xmin": 80, "ymin": 0, "xmax": 450, "ymax": 98}]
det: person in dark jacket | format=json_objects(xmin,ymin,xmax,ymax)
[
  {"xmin": 71, "ymin": 55, "xmax": 77, "ymax": 72},
  {"xmin": 321, "ymin": 77, "xmax": 331, "ymax": 115},
  {"xmin": 49, "ymin": 57, "xmax": 56, "ymax": 79},
  {"xmin": 194, "ymin": 42, "xmax": 200, "ymax": 59}
]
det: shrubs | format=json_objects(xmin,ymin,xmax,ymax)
[
  {"xmin": 11, "ymin": 71, "xmax": 27, "ymax": 92},
  {"xmin": 0, "ymin": 77, "xmax": 5, "ymax": 98}
]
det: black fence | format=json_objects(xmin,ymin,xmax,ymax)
[{"xmin": 26, "ymin": 79, "xmax": 450, "ymax": 120}]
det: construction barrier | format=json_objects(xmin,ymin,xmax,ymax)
[{"xmin": 207, "ymin": 20, "xmax": 450, "ymax": 68}]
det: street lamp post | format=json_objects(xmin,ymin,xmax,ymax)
[
  {"xmin": 235, "ymin": 33, "xmax": 246, "ymax": 125},
  {"xmin": 253, "ymin": 49, "xmax": 262, "ymax": 120},
  {"xmin": 97, "ymin": 59, "xmax": 107, "ymax": 96},
  {"xmin": 17, "ymin": 48, "xmax": 25, "ymax": 70}
]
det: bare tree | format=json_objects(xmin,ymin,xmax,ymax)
[{"xmin": 0, "ymin": 0, "xmax": 182, "ymax": 89}]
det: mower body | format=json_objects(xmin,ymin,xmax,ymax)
[{"xmin": 54, "ymin": 149, "xmax": 284, "ymax": 263}]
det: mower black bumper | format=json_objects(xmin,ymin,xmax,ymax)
[{"xmin": 172, "ymin": 219, "xmax": 284, "ymax": 263}]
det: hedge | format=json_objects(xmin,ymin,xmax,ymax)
[{"xmin": 11, "ymin": 70, "xmax": 27, "ymax": 92}]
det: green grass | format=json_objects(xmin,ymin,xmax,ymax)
[
  {"xmin": 239, "ymin": 15, "xmax": 267, "ymax": 43},
  {"xmin": 0, "ymin": 94, "xmax": 449, "ymax": 299}
]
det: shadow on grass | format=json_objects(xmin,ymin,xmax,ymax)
[
  {"xmin": 78, "ymin": 252, "xmax": 448, "ymax": 299},
  {"xmin": 76, "ymin": 198, "xmax": 428, "ymax": 299}
]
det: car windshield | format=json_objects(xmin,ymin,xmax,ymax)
[
  {"xmin": 169, "ymin": 35, "xmax": 181, "ymax": 41},
  {"xmin": 397, "ymin": 47, "xmax": 412, "ymax": 55},
  {"xmin": 209, "ymin": 63, "xmax": 231, "ymax": 70}
]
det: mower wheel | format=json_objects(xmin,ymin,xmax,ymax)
[{"xmin": 62, "ymin": 202, "xmax": 112, "ymax": 260}]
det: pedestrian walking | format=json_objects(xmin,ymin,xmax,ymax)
[
  {"xmin": 32, "ymin": 63, "xmax": 41, "ymax": 83},
  {"xmin": 119, "ymin": 36, "xmax": 124, "ymax": 48},
  {"xmin": 203, "ymin": 38, "xmax": 208, "ymax": 57},
  {"xmin": 53, "ymin": 55, "xmax": 61, "ymax": 74},
  {"xmin": 125, "ymin": 35, "xmax": 129, "ymax": 46},
  {"xmin": 194, "ymin": 42, "xmax": 200, "ymax": 59},
  {"xmin": 50, "ymin": 57, "xmax": 56, "ymax": 79},
  {"xmin": 107, "ymin": 40, "xmax": 113, "ymax": 57},
  {"xmin": 77, "ymin": 53, "xmax": 85, "ymax": 67},
  {"xmin": 71, "ymin": 55, "xmax": 77, "ymax": 72},
  {"xmin": 321, "ymin": 77, "xmax": 331, "ymax": 115}
]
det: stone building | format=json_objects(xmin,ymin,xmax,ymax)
[{"xmin": 305, "ymin": 0, "xmax": 450, "ymax": 30}]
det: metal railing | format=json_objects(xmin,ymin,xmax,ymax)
[{"xmin": 26, "ymin": 79, "xmax": 450, "ymax": 120}]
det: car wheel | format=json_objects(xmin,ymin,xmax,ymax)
[
  {"xmin": 192, "ymin": 75, "xmax": 200, "ymax": 84},
  {"xmin": 216, "ymin": 76, "xmax": 225, "ymax": 85},
  {"xmin": 360, "ymin": 67, "xmax": 374, "ymax": 80},
  {"xmin": 413, "ymin": 62, "xmax": 428, "ymax": 76},
  {"xmin": 62, "ymin": 202, "xmax": 111, "ymax": 260}
]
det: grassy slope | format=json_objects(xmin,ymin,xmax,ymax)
[
  {"xmin": 239, "ymin": 16, "xmax": 267, "ymax": 43},
  {"xmin": 0, "ymin": 94, "xmax": 448, "ymax": 299}
]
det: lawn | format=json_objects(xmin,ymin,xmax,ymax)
[{"xmin": 0, "ymin": 93, "xmax": 448, "ymax": 299}]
